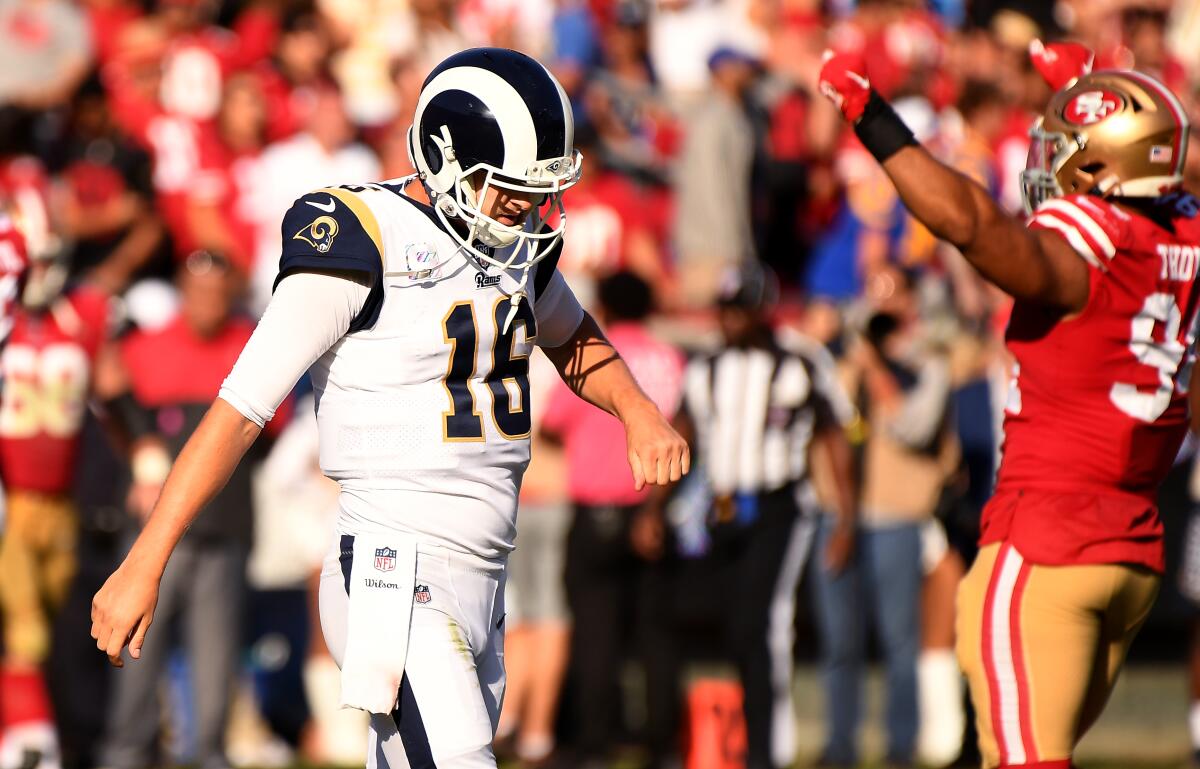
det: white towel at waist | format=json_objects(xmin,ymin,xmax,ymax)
[{"xmin": 339, "ymin": 533, "xmax": 417, "ymax": 714}]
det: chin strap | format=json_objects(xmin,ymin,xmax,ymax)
[{"xmin": 502, "ymin": 276, "xmax": 529, "ymax": 334}]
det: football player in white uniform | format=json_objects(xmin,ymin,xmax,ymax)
[{"xmin": 89, "ymin": 48, "xmax": 689, "ymax": 769}]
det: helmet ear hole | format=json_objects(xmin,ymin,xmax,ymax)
[{"xmin": 421, "ymin": 133, "xmax": 444, "ymax": 176}]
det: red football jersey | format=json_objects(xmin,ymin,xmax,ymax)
[
  {"xmin": 0, "ymin": 288, "xmax": 108, "ymax": 493},
  {"xmin": 0, "ymin": 213, "xmax": 29, "ymax": 346},
  {"xmin": 982, "ymin": 192, "xmax": 1200, "ymax": 571}
]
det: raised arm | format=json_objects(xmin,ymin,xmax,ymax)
[
  {"xmin": 817, "ymin": 53, "xmax": 1090, "ymax": 313},
  {"xmin": 880, "ymin": 146, "xmax": 1088, "ymax": 311}
]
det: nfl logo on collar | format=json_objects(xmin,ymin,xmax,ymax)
[
  {"xmin": 414, "ymin": 584, "xmax": 432, "ymax": 604},
  {"xmin": 374, "ymin": 547, "xmax": 397, "ymax": 572}
]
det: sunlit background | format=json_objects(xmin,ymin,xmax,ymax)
[{"xmin": 1, "ymin": 0, "xmax": 1199, "ymax": 768}]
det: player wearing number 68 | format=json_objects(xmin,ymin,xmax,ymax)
[
  {"xmin": 89, "ymin": 47, "xmax": 688, "ymax": 769},
  {"xmin": 819, "ymin": 43, "xmax": 1197, "ymax": 769}
]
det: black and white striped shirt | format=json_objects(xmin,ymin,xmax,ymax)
[{"xmin": 683, "ymin": 334, "xmax": 854, "ymax": 496}]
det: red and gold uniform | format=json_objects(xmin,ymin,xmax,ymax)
[
  {"xmin": 0, "ymin": 286, "xmax": 108, "ymax": 663},
  {"xmin": 0, "ymin": 214, "xmax": 28, "ymax": 347},
  {"xmin": 958, "ymin": 189, "xmax": 1200, "ymax": 767}
]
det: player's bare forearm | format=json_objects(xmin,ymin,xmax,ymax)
[
  {"xmin": 93, "ymin": 399, "xmax": 260, "ymax": 666},
  {"xmin": 816, "ymin": 52, "xmax": 1088, "ymax": 311},
  {"xmin": 123, "ymin": 399, "xmax": 261, "ymax": 574},
  {"xmin": 542, "ymin": 312, "xmax": 647, "ymax": 419},
  {"xmin": 542, "ymin": 313, "xmax": 690, "ymax": 488},
  {"xmin": 880, "ymin": 146, "xmax": 1088, "ymax": 311}
]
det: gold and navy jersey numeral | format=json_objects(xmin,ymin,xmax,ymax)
[
  {"xmin": 486, "ymin": 297, "xmax": 536, "ymax": 439},
  {"xmin": 441, "ymin": 298, "xmax": 537, "ymax": 442},
  {"xmin": 442, "ymin": 302, "xmax": 484, "ymax": 442}
]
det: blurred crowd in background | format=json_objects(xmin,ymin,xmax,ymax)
[{"xmin": 2, "ymin": 0, "xmax": 1200, "ymax": 768}]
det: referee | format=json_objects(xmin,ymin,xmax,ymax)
[{"xmin": 636, "ymin": 264, "xmax": 857, "ymax": 769}]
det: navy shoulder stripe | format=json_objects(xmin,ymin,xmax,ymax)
[
  {"xmin": 275, "ymin": 189, "xmax": 385, "ymax": 331},
  {"xmin": 533, "ymin": 236, "xmax": 564, "ymax": 298}
]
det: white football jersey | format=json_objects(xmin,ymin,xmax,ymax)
[{"xmin": 278, "ymin": 181, "xmax": 584, "ymax": 559}]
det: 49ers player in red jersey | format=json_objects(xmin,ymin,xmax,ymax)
[
  {"xmin": 819, "ymin": 42, "xmax": 1196, "ymax": 769},
  {"xmin": 0, "ymin": 223, "xmax": 109, "ymax": 769}
]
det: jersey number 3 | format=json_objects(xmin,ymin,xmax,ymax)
[{"xmin": 442, "ymin": 299, "xmax": 537, "ymax": 441}]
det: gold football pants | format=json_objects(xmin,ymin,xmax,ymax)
[
  {"xmin": 956, "ymin": 542, "xmax": 1159, "ymax": 768},
  {"xmin": 0, "ymin": 490, "xmax": 78, "ymax": 664}
]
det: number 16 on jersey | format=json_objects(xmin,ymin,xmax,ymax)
[{"xmin": 442, "ymin": 298, "xmax": 538, "ymax": 442}]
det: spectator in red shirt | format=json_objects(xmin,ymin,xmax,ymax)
[
  {"xmin": 559, "ymin": 129, "xmax": 673, "ymax": 309},
  {"xmin": 541, "ymin": 270, "xmax": 685, "ymax": 767},
  {"xmin": 54, "ymin": 77, "xmax": 169, "ymax": 294},
  {"xmin": 255, "ymin": 9, "xmax": 334, "ymax": 142},
  {"xmin": 83, "ymin": 0, "xmax": 144, "ymax": 69},
  {"xmin": 100, "ymin": 0, "xmax": 279, "ymax": 265},
  {"xmin": 152, "ymin": 0, "xmax": 279, "ymax": 121},
  {"xmin": 186, "ymin": 73, "xmax": 268, "ymax": 275}
]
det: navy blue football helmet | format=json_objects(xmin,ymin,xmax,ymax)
[{"xmin": 407, "ymin": 48, "xmax": 581, "ymax": 281}]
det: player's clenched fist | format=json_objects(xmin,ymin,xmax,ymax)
[
  {"xmin": 90, "ymin": 561, "xmax": 161, "ymax": 668},
  {"xmin": 623, "ymin": 400, "xmax": 690, "ymax": 490},
  {"xmin": 817, "ymin": 50, "xmax": 872, "ymax": 123},
  {"xmin": 1029, "ymin": 39, "xmax": 1093, "ymax": 91},
  {"xmin": 815, "ymin": 49, "xmax": 916, "ymax": 164}
]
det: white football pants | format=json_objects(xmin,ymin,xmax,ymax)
[{"xmin": 320, "ymin": 534, "xmax": 507, "ymax": 768}]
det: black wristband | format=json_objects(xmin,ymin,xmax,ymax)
[
  {"xmin": 854, "ymin": 90, "xmax": 917, "ymax": 163},
  {"xmin": 105, "ymin": 392, "xmax": 156, "ymax": 439}
]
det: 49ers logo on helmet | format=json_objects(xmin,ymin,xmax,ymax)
[{"xmin": 1063, "ymin": 90, "xmax": 1122, "ymax": 125}]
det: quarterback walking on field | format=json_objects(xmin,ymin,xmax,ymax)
[
  {"xmin": 820, "ymin": 42, "xmax": 1197, "ymax": 769},
  {"xmin": 90, "ymin": 47, "xmax": 688, "ymax": 769}
]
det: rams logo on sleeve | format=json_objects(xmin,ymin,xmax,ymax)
[{"xmin": 293, "ymin": 215, "xmax": 340, "ymax": 253}]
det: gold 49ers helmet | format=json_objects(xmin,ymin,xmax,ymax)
[{"xmin": 1021, "ymin": 69, "xmax": 1190, "ymax": 213}]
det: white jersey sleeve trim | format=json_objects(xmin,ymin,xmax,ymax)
[
  {"xmin": 1035, "ymin": 199, "xmax": 1117, "ymax": 259},
  {"xmin": 219, "ymin": 271, "xmax": 371, "ymax": 427},
  {"xmin": 1029, "ymin": 214, "xmax": 1106, "ymax": 270},
  {"xmin": 532, "ymin": 270, "xmax": 585, "ymax": 348}
]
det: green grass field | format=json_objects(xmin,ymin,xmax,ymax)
[{"xmin": 223, "ymin": 665, "xmax": 1196, "ymax": 769}]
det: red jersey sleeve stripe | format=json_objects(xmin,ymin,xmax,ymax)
[
  {"xmin": 1029, "ymin": 213, "xmax": 1105, "ymax": 270},
  {"xmin": 1036, "ymin": 199, "xmax": 1117, "ymax": 258}
]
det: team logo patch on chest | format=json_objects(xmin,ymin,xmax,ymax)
[
  {"xmin": 374, "ymin": 547, "xmax": 397, "ymax": 572},
  {"xmin": 293, "ymin": 215, "xmax": 339, "ymax": 252}
]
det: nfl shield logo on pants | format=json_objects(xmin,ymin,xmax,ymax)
[
  {"xmin": 414, "ymin": 584, "xmax": 432, "ymax": 604},
  {"xmin": 374, "ymin": 547, "xmax": 397, "ymax": 572}
]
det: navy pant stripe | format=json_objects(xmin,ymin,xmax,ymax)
[
  {"xmin": 394, "ymin": 673, "xmax": 437, "ymax": 768},
  {"xmin": 339, "ymin": 533, "xmax": 355, "ymax": 595}
]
